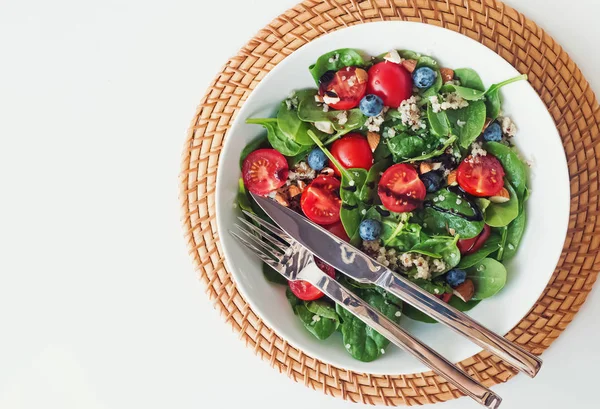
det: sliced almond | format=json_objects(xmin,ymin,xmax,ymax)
[
  {"xmin": 490, "ymin": 187, "xmax": 510, "ymax": 203},
  {"xmin": 402, "ymin": 59, "xmax": 418, "ymax": 73},
  {"xmin": 274, "ymin": 192, "xmax": 289, "ymax": 207},
  {"xmin": 453, "ymin": 279, "xmax": 475, "ymax": 302},
  {"xmin": 419, "ymin": 162, "xmax": 433, "ymax": 174},
  {"xmin": 296, "ymin": 180, "xmax": 306, "ymax": 190},
  {"xmin": 320, "ymin": 167, "xmax": 334, "ymax": 176},
  {"xmin": 447, "ymin": 169, "xmax": 458, "ymax": 186},
  {"xmin": 367, "ymin": 132, "xmax": 380, "ymax": 152},
  {"xmin": 440, "ymin": 68, "xmax": 455, "ymax": 83},
  {"xmin": 287, "ymin": 185, "xmax": 302, "ymax": 198},
  {"xmin": 323, "ymin": 91, "xmax": 340, "ymax": 105},
  {"xmin": 383, "ymin": 49, "xmax": 402, "ymax": 64},
  {"xmin": 314, "ymin": 121, "xmax": 334, "ymax": 134},
  {"xmin": 355, "ymin": 68, "xmax": 368, "ymax": 84}
]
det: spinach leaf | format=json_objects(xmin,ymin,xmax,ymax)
[
  {"xmin": 398, "ymin": 49, "xmax": 421, "ymax": 60},
  {"xmin": 359, "ymin": 159, "xmax": 392, "ymax": 203},
  {"xmin": 277, "ymin": 100, "xmax": 313, "ymax": 146},
  {"xmin": 403, "ymin": 135, "xmax": 458, "ymax": 163},
  {"xmin": 246, "ymin": 117, "xmax": 304, "ymax": 156},
  {"xmin": 239, "ymin": 134, "xmax": 269, "ymax": 168},
  {"xmin": 485, "ymin": 182, "xmax": 519, "ymax": 227},
  {"xmin": 237, "ymin": 178, "xmax": 254, "ymax": 214},
  {"xmin": 453, "ymin": 68, "xmax": 485, "ymax": 91},
  {"xmin": 403, "ymin": 297, "xmax": 480, "ymax": 323},
  {"xmin": 420, "ymin": 188, "xmax": 484, "ymax": 239},
  {"xmin": 502, "ymin": 211, "xmax": 526, "ymax": 260},
  {"xmin": 457, "ymin": 234, "xmax": 501, "ymax": 268},
  {"xmin": 380, "ymin": 211, "xmax": 412, "ymax": 247},
  {"xmin": 484, "ymin": 74, "xmax": 528, "ymax": 120},
  {"xmin": 484, "ymin": 142, "xmax": 528, "ymax": 200},
  {"xmin": 446, "ymin": 100, "xmax": 487, "ymax": 148},
  {"xmin": 410, "ymin": 236, "xmax": 461, "ymax": 275},
  {"xmin": 296, "ymin": 89, "xmax": 365, "ymax": 132},
  {"xmin": 308, "ymin": 48, "xmax": 367, "ymax": 84},
  {"xmin": 336, "ymin": 288, "xmax": 402, "ymax": 362},
  {"xmin": 416, "ymin": 55, "xmax": 439, "ymax": 69},
  {"xmin": 410, "ymin": 277, "xmax": 452, "ymax": 295},
  {"xmin": 466, "ymin": 258, "xmax": 507, "ymax": 300},
  {"xmin": 263, "ymin": 262, "xmax": 288, "ymax": 285},
  {"xmin": 387, "ymin": 133, "xmax": 427, "ymax": 161},
  {"xmin": 286, "ymin": 147, "xmax": 311, "ymax": 168},
  {"xmin": 373, "ymin": 138, "xmax": 392, "ymax": 161},
  {"xmin": 286, "ymin": 289, "xmax": 339, "ymax": 340},
  {"xmin": 427, "ymin": 105, "xmax": 450, "ymax": 137},
  {"xmin": 440, "ymin": 83, "xmax": 486, "ymax": 101}
]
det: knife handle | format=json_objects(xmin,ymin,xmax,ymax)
[
  {"xmin": 376, "ymin": 270, "xmax": 542, "ymax": 378},
  {"xmin": 298, "ymin": 263, "xmax": 502, "ymax": 409}
]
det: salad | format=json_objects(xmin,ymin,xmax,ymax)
[{"xmin": 237, "ymin": 48, "xmax": 530, "ymax": 362}]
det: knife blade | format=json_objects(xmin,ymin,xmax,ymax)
[{"xmin": 251, "ymin": 192, "xmax": 542, "ymax": 377}]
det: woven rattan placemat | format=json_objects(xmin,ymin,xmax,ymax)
[{"xmin": 180, "ymin": 0, "xmax": 600, "ymax": 405}]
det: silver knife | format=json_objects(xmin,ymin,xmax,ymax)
[{"xmin": 251, "ymin": 193, "xmax": 542, "ymax": 377}]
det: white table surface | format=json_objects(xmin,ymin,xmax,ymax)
[{"xmin": 0, "ymin": 1, "xmax": 598, "ymax": 408}]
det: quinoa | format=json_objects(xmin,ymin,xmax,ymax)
[
  {"xmin": 430, "ymin": 93, "xmax": 469, "ymax": 113},
  {"xmin": 365, "ymin": 114, "xmax": 385, "ymax": 132},
  {"xmin": 500, "ymin": 116, "xmax": 517, "ymax": 137},
  {"xmin": 398, "ymin": 96, "xmax": 425, "ymax": 131}
]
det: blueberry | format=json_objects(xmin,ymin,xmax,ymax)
[
  {"xmin": 359, "ymin": 219, "xmax": 382, "ymax": 241},
  {"xmin": 413, "ymin": 67, "xmax": 437, "ymax": 89},
  {"xmin": 445, "ymin": 269, "xmax": 467, "ymax": 288},
  {"xmin": 420, "ymin": 171, "xmax": 443, "ymax": 193},
  {"xmin": 483, "ymin": 122, "xmax": 502, "ymax": 142},
  {"xmin": 307, "ymin": 149, "xmax": 327, "ymax": 171},
  {"xmin": 359, "ymin": 94, "xmax": 384, "ymax": 117}
]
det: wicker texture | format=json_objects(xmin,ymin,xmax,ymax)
[{"xmin": 180, "ymin": 0, "xmax": 600, "ymax": 405}]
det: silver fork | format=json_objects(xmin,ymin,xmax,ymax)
[{"xmin": 230, "ymin": 213, "xmax": 502, "ymax": 409}]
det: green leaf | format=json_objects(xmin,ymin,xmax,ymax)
[
  {"xmin": 416, "ymin": 55, "xmax": 439, "ymax": 69},
  {"xmin": 239, "ymin": 134, "xmax": 268, "ymax": 169},
  {"xmin": 454, "ymin": 68, "xmax": 485, "ymax": 91},
  {"xmin": 402, "ymin": 135, "xmax": 458, "ymax": 163},
  {"xmin": 484, "ymin": 74, "xmax": 527, "ymax": 120},
  {"xmin": 277, "ymin": 100, "xmax": 313, "ymax": 146},
  {"xmin": 359, "ymin": 159, "xmax": 392, "ymax": 203},
  {"xmin": 403, "ymin": 297, "xmax": 480, "ymax": 323},
  {"xmin": 336, "ymin": 288, "xmax": 402, "ymax": 362},
  {"xmin": 410, "ymin": 236, "xmax": 461, "ymax": 275},
  {"xmin": 427, "ymin": 105, "xmax": 450, "ymax": 137},
  {"xmin": 308, "ymin": 48, "xmax": 367, "ymax": 84},
  {"xmin": 446, "ymin": 100, "xmax": 487, "ymax": 149},
  {"xmin": 485, "ymin": 182, "xmax": 519, "ymax": 227},
  {"xmin": 246, "ymin": 117, "xmax": 304, "ymax": 156},
  {"xmin": 296, "ymin": 89, "xmax": 365, "ymax": 132},
  {"xmin": 420, "ymin": 188, "xmax": 484, "ymax": 239},
  {"xmin": 285, "ymin": 289, "xmax": 339, "ymax": 340},
  {"xmin": 457, "ymin": 234, "xmax": 501, "ymax": 269},
  {"xmin": 262, "ymin": 262, "xmax": 287, "ymax": 285},
  {"xmin": 379, "ymin": 211, "xmax": 412, "ymax": 247},
  {"xmin": 484, "ymin": 142, "xmax": 528, "ymax": 201},
  {"xmin": 440, "ymin": 83, "xmax": 486, "ymax": 101},
  {"xmin": 237, "ymin": 178, "xmax": 254, "ymax": 214},
  {"xmin": 466, "ymin": 258, "xmax": 507, "ymax": 300},
  {"xmin": 502, "ymin": 211, "xmax": 526, "ymax": 260}
]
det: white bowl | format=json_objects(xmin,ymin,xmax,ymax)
[{"xmin": 215, "ymin": 21, "xmax": 569, "ymax": 375}]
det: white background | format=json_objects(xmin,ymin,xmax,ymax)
[{"xmin": 0, "ymin": 1, "xmax": 598, "ymax": 408}]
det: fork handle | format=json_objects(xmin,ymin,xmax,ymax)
[
  {"xmin": 376, "ymin": 270, "xmax": 542, "ymax": 378},
  {"xmin": 298, "ymin": 263, "xmax": 502, "ymax": 409}
]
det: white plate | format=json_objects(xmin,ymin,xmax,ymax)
[{"xmin": 215, "ymin": 21, "xmax": 570, "ymax": 375}]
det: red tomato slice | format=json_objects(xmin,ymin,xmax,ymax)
[
  {"xmin": 319, "ymin": 66, "xmax": 368, "ymax": 110},
  {"xmin": 325, "ymin": 221, "xmax": 350, "ymax": 242},
  {"xmin": 242, "ymin": 149, "xmax": 289, "ymax": 196},
  {"xmin": 329, "ymin": 133, "xmax": 373, "ymax": 176},
  {"xmin": 367, "ymin": 62, "xmax": 413, "ymax": 108},
  {"xmin": 300, "ymin": 176, "xmax": 342, "ymax": 225},
  {"xmin": 289, "ymin": 257, "xmax": 335, "ymax": 301},
  {"xmin": 457, "ymin": 224, "xmax": 492, "ymax": 255},
  {"xmin": 457, "ymin": 155, "xmax": 505, "ymax": 197},
  {"xmin": 378, "ymin": 164, "xmax": 426, "ymax": 213}
]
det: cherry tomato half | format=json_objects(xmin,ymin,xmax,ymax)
[
  {"xmin": 325, "ymin": 221, "xmax": 351, "ymax": 242},
  {"xmin": 300, "ymin": 176, "xmax": 342, "ymax": 225},
  {"xmin": 319, "ymin": 66, "xmax": 368, "ymax": 110},
  {"xmin": 457, "ymin": 224, "xmax": 492, "ymax": 255},
  {"xmin": 378, "ymin": 164, "xmax": 426, "ymax": 213},
  {"xmin": 329, "ymin": 133, "xmax": 373, "ymax": 176},
  {"xmin": 367, "ymin": 62, "xmax": 413, "ymax": 108},
  {"xmin": 457, "ymin": 155, "xmax": 505, "ymax": 197},
  {"xmin": 289, "ymin": 257, "xmax": 335, "ymax": 301},
  {"xmin": 242, "ymin": 149, "xmax": 289, "ymax": 196}
]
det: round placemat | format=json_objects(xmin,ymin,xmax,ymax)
[{"xmin": 180, "ymin": 0, "xmax": 600, "ymax": 405}]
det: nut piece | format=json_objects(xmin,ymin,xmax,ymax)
[
  {"xmin": 355, "ymin": 68, "xmax": 369, "ymax": 84},
  {"xmin": 323, "ymin": 91, "xmax": 340, "ymax": 105},
  {"xmin": 367, "ymin": 131, "xmax": 380, "ymax": 152},
  {"xmin": 287, "ymin": 185, "xmax": 302, "ymax": 198},
  {"xmin": 314, "ymin": 121, "xmax": 335, "ymax": 134},
  {"xmin": 320, "ymin": 167, "xmax": 335, "ymax": 176},
  {"xmin": 383, "ymin": 49, "xmax": 402, "ymax": 64},
  {"xmin": 296, "ymin": 180, "xmax": 306, "ymax": 190},
  {"xmin": 490, "ymin": 187, "xmax": 510, "ymax": 203},
  {"xmin": 420, "ymin": 162, "xmax": 433, "ymax": 174},
  {"xmin": 314, "ymin": 94, "xmax": 324, "ymax": 103},
  {"xmin": 447, "ymin": 169, "xmax": 458, "ymax": 186},
  {"xmin": 453, "ymin": 279, "xmax": 475, "ymax": 302},
  {"xmin": 274, "ymin": 192, "xmax": 289, "ymax": 207},
  {"xmin": 440, "ymin": 68, "xmax": 455, "ymax": 83},
  {"xmin": 402, "ymin": 59, "xmax": 418, "ymax": 73}
]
